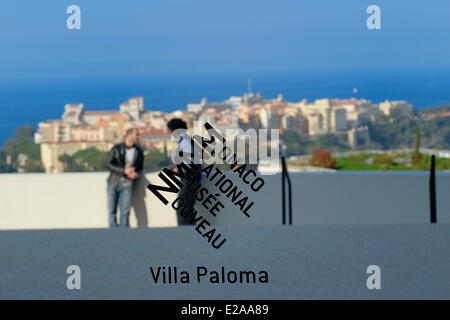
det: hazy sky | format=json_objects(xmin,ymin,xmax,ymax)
[{"xmin": 0, "ymin": 0, "xmax": 449, "ymax": 80}]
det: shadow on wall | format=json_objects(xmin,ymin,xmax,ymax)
[{"xmin": 131, "ymin": 176, "xmax": 149, "ymax": 227}]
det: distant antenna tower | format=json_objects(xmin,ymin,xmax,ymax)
[{"xmin": 248, "ymin": 78, "xmax": 252, "ymax": 94}]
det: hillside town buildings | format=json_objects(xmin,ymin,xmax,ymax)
[{"xmin": 35, "ymin": 93, "xmax": 415, "ymax": 173}]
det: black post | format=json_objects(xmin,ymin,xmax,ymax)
[
  {"xmin": 430, "ymin": 155, "xmax": 437, "ymax": 224},
  {"xmin": 284, "ymin": 159, "xmax": 293, "ymax": 225},
  {"xmin": 281, "ymin": 156, "xmax": 286, "ymax": 225},
  {"xmin": 281, "ymin": 156, "xmax": 293, "ymax": 225}
]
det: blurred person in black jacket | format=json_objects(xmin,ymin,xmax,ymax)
[{"xmin": 105, "ymin": 128, "xmax": 144, "ymax": 227}]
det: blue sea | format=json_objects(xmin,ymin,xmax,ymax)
[{"xmin": 1, "ymin": 68, "xmax": 450, "ymax": 146}]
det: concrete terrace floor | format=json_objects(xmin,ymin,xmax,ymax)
[{"xmin": 0, "ymin": 224, "xmax": 449, "ymax": 299}]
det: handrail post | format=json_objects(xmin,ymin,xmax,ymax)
[
  {"xmin": 430, "ymin": 155, "xmax": 437, "ymax": 223},
  {"xmin": 281, "ymin": 156, "xmax": 293, "ymax": 225}
]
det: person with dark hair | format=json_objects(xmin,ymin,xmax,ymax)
[
  {"xmin": 167, "ymin": 118, "xmax": 202, "ymax": 225},
  {"xmin": 105, "ymin": 128, "xmax": 144, "ymax": 227},
  {"xmin": 167, "ymin": 118, "xmax": 188, "ymax": 132}
]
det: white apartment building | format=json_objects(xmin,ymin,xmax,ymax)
[
  {"xmin": 120, "ymin": 96, "xmax": 144, "ymax": 121},
  {"xmin": 187, "ymin": 98, "xmax": 207, "ymax": 113},
  {"xmin": 35, "ymin": 121, "xmax": 72, "ymax": 143},
  {"xmin": 82, "ymin": 110, "xmax": 121, "ymax": 125},
  {"xmin": 62, "ymin": 104, "xmax": 84, "ymax": 123}
]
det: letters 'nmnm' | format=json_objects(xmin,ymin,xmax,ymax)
[{"xmin": 147, "ymin": 169, "xmax": 182, "ymax": 205}]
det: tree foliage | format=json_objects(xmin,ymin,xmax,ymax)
[
  {"xmin": 422, "ymin": 104, "xmax": 450, "ymax": 114},
  {"xmin": 281, "ymin": 130, "xmax": 305, "ymax": 156},
  {"xmin": 0, "ymin": 150, "xmax": 13, "ymax": 173},
  {"xmin": 0, "ymin": 125, "xmax": 43, "ymax": 173},
  {"xmin": 411, "ymin": 126, "xmax": 424, "ymax": 165},
  {"xmin": 143, "ymin": 148, "xmax": 171, "ymax": 172},
  {"xmin": 14, "ymin": 125, "xmax": 35, "ymax": 140},
  {"xmin": 281, "ymin": 130, "xmax": 349, "ymax": 156},
  {"xmin": 58, "ymin": 147, "xmax": 108, "ymax": 172}
]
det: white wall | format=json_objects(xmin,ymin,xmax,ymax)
[
  {"xmin": 0, "ymin": 172, "xmax": 177, "ymax": 229},
  {"xmin": 0, "ymin": 171, "xmax": 448, "ymax": 230}
]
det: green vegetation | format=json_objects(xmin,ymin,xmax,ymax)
[
  {"xmin": 368, "ymin": 115, "xmax": 450, "ymax": 150},
  {"xmin": 0, "ymin": 125, "xmax": 44, "ymax": 173},
  {"xmin": 336, "ymin": 153, "xmax": 450, "ymax": 171},
  {"xmin": 281, "ymin": 130, "xmax": 305, "ymax": 155},
  {"xmin": 422, "ymin": 105, "xmax": 450, "ymax": 114},
  {"xmin": 143, "ymin": 148, "xmax": 171, "ymax": 172},
  {"xmin": 58, "ymin": 146, "xmax": 172, "ymax": 173},
  {"xmin": 0, "ymin": 150, "xmax": 13, "ymax": 173},
  {"xmin": 411, "ymin": 126, "xmax": 424, "ymax": 165},
  {"xmin": 311, "ymin": 133, "xmax": 349, "ymax": 152},
  {"xmin": 59, "ymin": 147, "xmax": 109, "ymax": 172},
  {"xmin": 282, "ymin": 130, "xmax": 350, "ymax": 156}
]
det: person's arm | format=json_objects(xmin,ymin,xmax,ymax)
[{"xmin": 105, "ymin": 147, "xmax": 125, "ymax": 175}]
